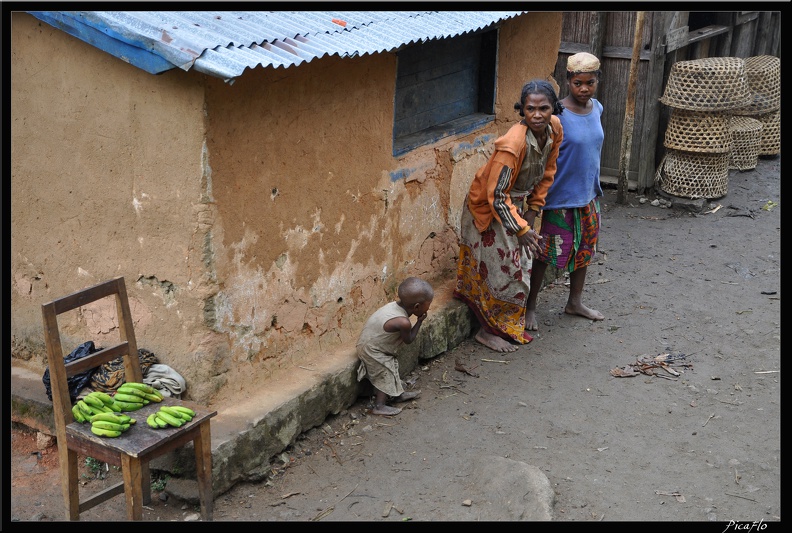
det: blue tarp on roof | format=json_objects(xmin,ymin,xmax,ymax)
[{"xmin": 28, "ymin": 11, "xmax": 526, "ymax": 83}]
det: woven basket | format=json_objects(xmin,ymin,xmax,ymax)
[
  {"xmin": 655, "ymin": 149, "xmax": 729, "ymax": 199},
  {"xmin": 664, "ymin": 109, "xmax": 731, "ymax": 153},
  {"xmin": 660, "ymin": 57, "xmax": 751, "ymax": 111},
  {"xmin": 755, "ymin": 109, "xmax": 781, "ymax": 155},
  {"xmin": 728, "ymin": 116, "xmax": 763, "ymax": 171},
  {"xmin": 733, "ymin": 55, "xmax": 780, "ymax": 115}
]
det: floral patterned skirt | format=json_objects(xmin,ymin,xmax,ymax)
[{"xmin": 454, "ymin": 201, "xmax": 533, "ymax": 344}]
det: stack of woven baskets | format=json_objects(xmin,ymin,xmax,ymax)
[
  {"xmin": 656, "ymin": 55, "xmax": 780, "ymax": 199},
  {"xmin": 732, "ymin": 55, "xmax": 781, "ymax": 159}
]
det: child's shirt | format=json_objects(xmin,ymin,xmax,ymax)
[{"xmin": 356, "ymin": 301, "xmax": 409, "ymax": 358}]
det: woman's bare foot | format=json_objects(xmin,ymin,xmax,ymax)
[
  {"xmin": 372, "ymin": 404, "xmax": 402, "ymax": 416},
  {"xmin": 475, "ymin": 330, "xmax": 519, "ymax": 352},
  {"xmin": 564, "ymin": 302, "xmax": 604, "ymax": 321},
  {"xmin": 393, "ymin": 390, "xmax": 421, "ymax": 403},
  {"xmin": 525, "ymin": 309, "xmax": 539, "ymax": 331}
]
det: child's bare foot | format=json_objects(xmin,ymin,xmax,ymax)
[
  {"xmin": 393, "ymin": 390, "xmax": 421, "ymax": 403},
  {"xmin": 475, "ymin": 330, "xmax": 519, "ymax": 353},
  {"xmin": 564, "ymin": 302, "xmax": 604, "ymax": 321},
  {"xmin": 372, "ymin": 404, "xmax": 402, "ymax": 416},
  {"xmin": 525, "ymin": 309, "xmax": 539, "ymax": 331}
]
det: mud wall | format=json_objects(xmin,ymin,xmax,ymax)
[
  {"xmin": 10, "ymin": 12, "xmax": 563, "ymax": 406},
  {"xmin": 10, "ymin": 13, "xmax": 219, "ymax": 398}
]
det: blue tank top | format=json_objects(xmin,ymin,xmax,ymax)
[{"xmin": 543, "ymin": 99, "xmax": 604, "ymax": 210}]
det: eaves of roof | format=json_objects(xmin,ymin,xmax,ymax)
[{"xmin": 27, "ymin": 11, "xmax": 527, "ymax": 83}]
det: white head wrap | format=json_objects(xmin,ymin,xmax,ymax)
[{"xmin": 567, "ymin": 52, "xmax": 600, "ymax": 72}]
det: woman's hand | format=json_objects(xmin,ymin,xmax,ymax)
[{"xmin": 518, "ymin": 227, "xmax": 543, "ymax": 259}]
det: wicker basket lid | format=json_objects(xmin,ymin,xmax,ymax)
[
  {"xmin": 660, "ymin": 57, "xmax": 751, "ymax": 111},
  {"xmin": 732, "ymin": 55, "xmax": 780, "ymax": 115}
]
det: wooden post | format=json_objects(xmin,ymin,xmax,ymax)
[
  {"xmin": 617, "ymin": 11, "xmax": 645, "ymax": 204},
  {"xmin": 590, "ymin": 11, "xmax": 605, "ymax": 59}
]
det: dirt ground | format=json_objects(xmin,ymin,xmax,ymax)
[{"xmin": 9, "ymin": 155, "xmax": 781, "ymax": 523}]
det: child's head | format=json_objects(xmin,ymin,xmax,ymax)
[
  {"xmin": 398, "ymin": 277, "xmax": 434, "ymax": 316},
  {"xmin": 566, "ymin": 52, "xmax": 602, "ymax": 78}
]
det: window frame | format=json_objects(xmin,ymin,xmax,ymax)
[{"xmin": 392, "ymin": 27, "xmax": 499, "ymax": 156}]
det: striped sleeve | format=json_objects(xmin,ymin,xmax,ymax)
[{"xmin": 493, "ymin": 166, "xmax": 522, "ymax": 234}]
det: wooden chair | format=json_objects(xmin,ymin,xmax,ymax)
[{"xmin": 42, "ymin": 276, "xmax": 216, "ymax": 520}]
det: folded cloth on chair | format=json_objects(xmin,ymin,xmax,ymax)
[{"xmin": 143, "ymin": 363, "xmax": 187, "ymax": 398}]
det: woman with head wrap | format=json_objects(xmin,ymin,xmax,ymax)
[
  {"xmin": 455, "ymin": 79, "xmax": 564, "ymax": 353},
  {"xmin": 525, "ymin": 52, "xmax": 605, "ymax": 330}
]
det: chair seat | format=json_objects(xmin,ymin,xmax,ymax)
[{"xmin": 66, "ymin": 397, "xmax": 215, "ymax": 462}]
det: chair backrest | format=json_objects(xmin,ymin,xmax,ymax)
[{"xmin": 42, "ymin": 277, "xmax": 143, "ymax": 431}]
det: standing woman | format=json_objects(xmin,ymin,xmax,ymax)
[
  {"xmin": 455, "ymin": 80, "xmax": 564, "ymax": 353},
  {"xmin": 525, "ymin": 52, "xmax": 605, "ymax": 331}
]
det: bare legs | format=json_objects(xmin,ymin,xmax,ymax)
[
  {"xmin": 526, "ymin": 262, "xmax": 604, "ymax": 331},
  {"xmin": 525, "ymin": 260, "xmax": 548, "ymax": 331},
  {"xmin": 564, "ymin": 267, "xmax": 604, "ymax": 321},
  {"xmin": 371, "ymin": 389, "xmax": 422, "ymax": 416}
]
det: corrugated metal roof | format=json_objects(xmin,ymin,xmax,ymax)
[{"xmin": 28, "ymin": 11, "xmax": 526, "ymax": 83}]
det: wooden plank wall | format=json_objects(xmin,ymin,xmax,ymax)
[
  {"xmin": 556, "ymin": 11, "xmax": 781, "ymax": 193},
  {"xmin": 555, "ymin": 12, "xmax": 653, "ymax": 188}
]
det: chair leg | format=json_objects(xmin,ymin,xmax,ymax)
[
  {"xmin": 58, "ymin": 445, "xmax": 81, "ymax": 520},
  {"xmin": 142, "ymin": 462, "xmax": 152, "ymax": 505},
  {"xmin": 121, "ymin": 454, "xmax": 144, "ymax": 520},
  {"xmin": 194, "ymin": 421, "xmax": 214, "ymax": 521}
]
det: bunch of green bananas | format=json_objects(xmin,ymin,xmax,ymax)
[
  {"xmin": 147, "ymin": 405, "xmax": 196, "ymax": 428},
  {"xmin": 72, "ymin": 391, "xmax": 124, "ymax": 422},
  {"xmin": 113, "ymin": 382, "xmax": 163, "ymax": 411},
  {"xmin": 89, "ymin": 412, "xmax": 136, "ymax": 438}
]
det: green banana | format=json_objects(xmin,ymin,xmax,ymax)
[
  {"xmin": 146, "ymin": 413, "xmax": 160, "ymax": 428},
  {"xmin": 171, "ymin": 405, "xmax": 196, "ymax": 417},
  {"xmin": 151, "ymin": 388, "xmax": 164, "ymax": 400},
  {"xmin": 122, "ymin": 388, "xmax": 161, "ymax": 402},
  {"xmin": 121, "ymin": 382, "xmax": 155, "ymax": 394},
  {"xmin": 115, "ymin": 414, "xmax": 133, "ymax": 424},
  {"xmin": 142, "ymin": 392, "xmax": 162, "ymax": 403},
  {"xmin": 77, "ymin": 400, "xmax": 95, "ymax": 417},
  {"xmin": 90, "ymin": 426, "xmax": 121, "ymax": 438},
  {"xmin": 92, "ymin": 420, "xmax": 125, "ymax": 432},
  {"xmin": 175, "ymin": 410, "xmax": 193, "ymax": 422},
  {"xmin": 114, "ymin": 393, "xmax": 148, "ymax": 404},
  {"xmin": 156, "ymin": 409, "xmax": 184, "ymax": 427},
  {"xmin": 72, "ymin": 404, "xmax": 86, "ymax": 423},
  {"xmin": 114, "ymin": 400, "xmax": 145, "ymax": 411},
  {"xmin": 160, "ymin": 405, "xmax": 191, "ymax": 421},
  {"xmin": 82, "ymin": 394, "xmax": 105, "ymax": 409},
  {"xmin": 93, "ymin": 391, "xmax": 115, "ymax": 406},
  {"xmin": 153, "ymin": 416, "xmax": 169, "ymax": 428},
  {"xmin": 107, "ymin": 401, "xmax": 122, "ymax": 412},
  {"xmin": 90, "ymin": 412, "xmax": 124, "ymax": 424},
  {"xmin": 117, "ymin": 386, "xmax": 149, "ymax": 398}
]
